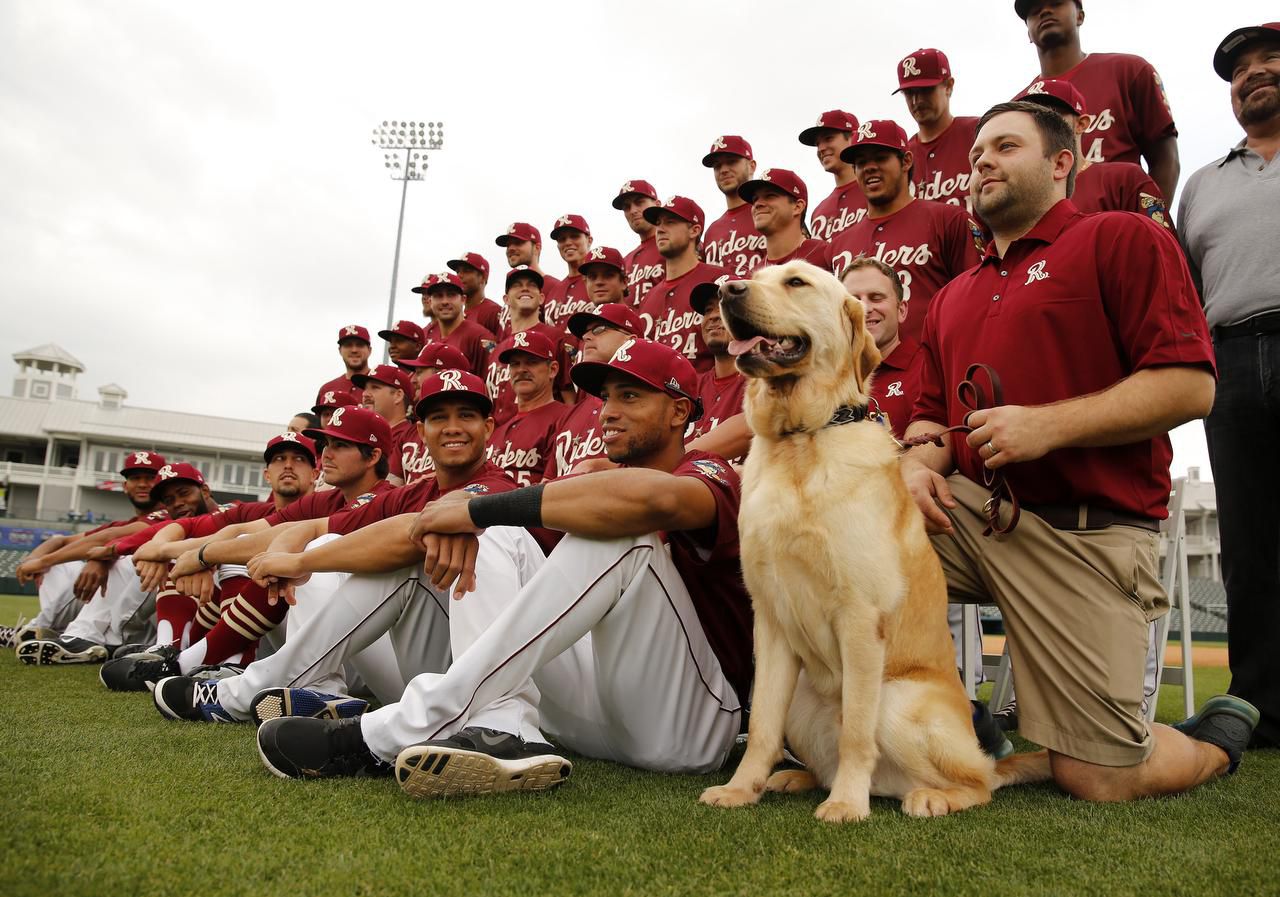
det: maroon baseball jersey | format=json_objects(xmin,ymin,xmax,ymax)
[
  {"xmin": 831, "ymin": 199, "xmax": 984, "ymax": 344},
  {"xmin": 636, "ymin": 262, "xmax": 727, "ymax": 372},
  {"xmin": 543, "ymin": 395, "xmax": 606, "ymax": 480},
  {"xmin": 811, "ymin": 181, "xmax": 870, "ymax": 243},
  {"xmin": 399, "ymin": 430, "xmax": 435, "ymax": 484},
  {"xmin": 869, "ymin": 339, "xmax": 921, "ymax": 439},
  {"xmin": 1017, "ymin": 54, "xmax": 1177, "ymax": 167},
  {"xmin": 488, "ymin": 400, "xmax": 569, "ymax": 486},
  {"xmin": 262, "ymin": 480, "xmax": 395, "ymax": 526},
  {"xmin": 466, "ymin": 299, "xmax": 504, "ymax": 336},
  {"xmin": 907, "ymin": 116, "xmax": 979, "ymax": 208},
  {"xmin": 317, "ymin": 375, "xmax": 363, "ymax": 403},
  {"xmin": 83, "ymin": 507, "xmax": 169, "ymax": 537},
  {"xmin": 1073, "ymin": 162, "xmax": 1172, "ymax": 232},
  {"xmin": 326, "ymin": 462, "xmax": 514, "ymax": 535},
  {"xmin": 759, "ymin": 239, "xmax": 835, "ymax": 272},
  {"xmin": 624, "ymin": 237, "xmax": 666, "ymax": 309},
  {"xmin": 703, "ymin": 204, "xmax": 766, "ymax": 277},
  {"xmin": 421, "ymin": 319, "xmax": 496, "ymax": 378},
  {"xmin": 687, "ymin": 369, "xmax": 747, "ymax": 444},
  {"xmin": 542, "ymin": 274, "xmax": 592, "ymax": 331},
  {"xmin": 387, "ymin": 418, "xmax": 416, "ymax": 481},
  {"xmin": 485, "ymin": 323, "xmax": 577, "ymax": 425},
  {"xmin": 913, "ymin": 200, "xmax": 1213, "ymax": 519}
]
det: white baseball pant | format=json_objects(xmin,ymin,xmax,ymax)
[
  {"xmin": 32, "ymin": 561, "xmax": 84, "ymax": 632},
  {"xmin": 62, "ymin": 559, "xmax": 154, "ymax": 646}
]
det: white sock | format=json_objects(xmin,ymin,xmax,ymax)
[
  {"xmin": 155, "ymin": 620, "xmax": 174, "ymax": 646},
  {"xmin": 177, "ymin": 639, "xmax": 208, "ymax": 674}
]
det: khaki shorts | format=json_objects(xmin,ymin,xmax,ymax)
[{"xmin": 931, "ymin": 474, "xmax": 1168, "ymax": 767}]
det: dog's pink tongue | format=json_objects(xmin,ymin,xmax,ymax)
[{"xmin": 729, "ymin": 336, "xmax": 768, "ymax": 357}]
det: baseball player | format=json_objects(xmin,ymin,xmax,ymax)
[
  {"xmin": 895, "ymin": 48, "xmax": 980, "ymax": 209},
  {"xmin": 578, "ymin": 246, "xmax": 630, "ymax": 308},
  {"xmin": 1016, "ymin": 79, "xmax": 1173, "ymax": 229},
  {"xmin": 701, "ymin": 136, "xmax": 766, "ymax": 275},
  {"xmin": 413, "ymin": 272, "xmax": 496, "ymax": 377},
  {"xmin": 495, "ymin": 222, "xmax": 562, "ymax": 299},
  {"xmin": 637, "ymin": 196, "xmax": 726, "ymax": 371},
  {"xmin": 446, "ymin": 251, "xmax": 504, "ymax": 336},
  {"xmin": 799, "ymin": 110, "xmax": 869, "ymax": 242},
  {"xmin": 318, "ymin": 325, "xmax": 372, "ymax": 397},
  {"xmin": 396, "ymin": 342, "xmax": 471, "ymax": 483},
  {"xmin": 614, "ymin": 180, "xmax": 666, "ymax": 310},
  {"xmin": 311, "ymin": 386, "xmax": 361, "ymax": 428},
  {"xmin": 485, "ymin": 266, "xmax": 577, "ymax": 422},
  {"xmin": 686, "ymin": 279, "xmax": 749, "ymax": 463},
  {"xmin": 287, "ymin": 413, "xmax": 317, "ymax": 434},
  {"xmin": 831, "ymin": 119, "xmax": 985, "ymax": 344},
  {"xmin": 353, "ymin": 364, "xmax": 416, "ymax": 485},
  {"xmin": 1014, "ymin": 0, "xmax": 1179, "ymax": 202},
  {"xmin": 488, "ymin": 331, "xmax": 569, "ymax": 486},
  {"xmin": 248, "ymin": 340, "xmax": 749, "ymax": 798},
  {"xmin": 737, "ymin": 168, "xmax": 835, "ymax": 271},
  {"xmin": 378, "ymin": 320, "xmax": 425, "ymax": 363},
  {"xmin": 543, "ymin": 214, "xmax": 594, "ymax": 330}
]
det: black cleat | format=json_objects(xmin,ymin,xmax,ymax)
[
  {"xmin": 972, "ymin": 700, "xmax": 1014, "ymax": 759},
  {"xmin": 100, "ymin": 644, "xmax": 180, "ymax": 692},
  {"xmin": 395, "ymin": 727, "xmax": 572, "ymax": 799},
  {"xmin": 17, "ymin": 637, "xmax": 107, "ymax": 666},
  {"xmin": 256, "ymin": 717, "xmax": 392, "ymax": 780},
  {"xmin": 1172, "ymin": 694, "xmax": 1260, "ymax": 774}
]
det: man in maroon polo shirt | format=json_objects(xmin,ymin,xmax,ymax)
[
  {"xmin": 489, "ymin": 330, "xmax": 568, "ymax": 486},
  {"xmin": 543, "ymin": 214, "xmax": 594, "ymax": 330},
  {"xmin": 318, "ymin": 325, "xmax": 372, "ymax": 398},
  {"xmin": 1016, "ymin": 79, "xmax": 1173, "ymax": 230},
  {"xmin": 739, "ymin": 168, "xmax": 834, "ymax": 271},
  {"xmin": 353, "ymin": 364, "xmax": 416, "ymax": 485},
  {"xmin": 701, "ymin": 136, "xmax": 766, "ymax": 276},
  {"xmin": 614, "ymin": 180, "xmax": 666, "ymax": 309},
  {"xmin": 413, "ymin": 272, "xmax": 496, "ymax": 378},
  {"xmin": 903, "ymin": 100, "xmax": 1257, "ymax": 799},
  {"xmin": 896, "ymin": 48, "xmax": 980, "ymax": 209},
  {"xmin": 831, "ymin": 119, "xmax": 984, "ymax": 343},
  {"xmin": 496, "ymin": 221, "xmax": 562, "ymax": 303},
  {"xmin": 377, "ymin": 320, "xmax": 424, "ymax": 364},
  {"xmin": 800, "ymin": 110, "xmax": 868, "ymax": 242},
  {"xmin": 637, "ymin": 196, "xmax": 727, "ymax": 372},
  {"xmin": 839, "ymin": 258, "xmax": 920, "ymax": 439},
  {"xmin": 446, "ymin": 252, "xmax": 504, "ymax": 337},
  {"xmin": 1014, "ymin": 0, "xmax": 1179, "ymax": 202}
]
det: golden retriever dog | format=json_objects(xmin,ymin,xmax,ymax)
[{"xmin": 699, "ymin": 261, "xmax": 1049, "ymax": 823}]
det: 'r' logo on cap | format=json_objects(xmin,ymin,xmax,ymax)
[
  {"xmin": 858, "ymin": 122, "xmax": 877, "ymax": 140},
  {"xmin": 712, "ymin": 136, "xmax": 727, "ymax": 150},
  {"xmin": 589, "ymin": 247, "xmax": 605, "ymax": 260},
  {"xmin": 507, "ymin": 224, "xmax": 518, "ymax": 233},
  {"xmin": 613, "ymin": 340, "xmax": 635, "ymax": 363},
  {"xmin": 343, "ymin": 325, "xmax": 359, "ymax": 335},
  {"xmin": 282, "ymin": 432, "xmax": 298, "ymax": 442},
  {"xmin": 815, "ymin": 115, "xmax": 824, "ymax": 126},
  {"xmin": 323, "ymin": 391, "xmax": 336, "ymax": 404},
  {"xmin": 439, "ymin": 369, "xmax": 463, "ymax": 390},
  {"xmin": 514, "ymin": 332, "xmax": 529, "ymax": 348},
  {"xmin": 133, "ymin": 452, "xmax": 150, "ymax": 466},
  {"xmin": 761, "ymin": 170, "xmax": 772, "ymax": 182},
  {"xmin": 619, "ymin": 182, "xmax": 633, "ymax": 194},
  {"xmin": 1027, "ymin": 80, "xmax": 1046, "ymax": 94},
  {"xmin": 556, "ymin": 215, "xmax": 572, "ymax": 227},
  {"xmin": 329, "ymin": 407, "xmax": 346, "ymax": 428},
  {"xmin": 157, "ymin": 464, "xmax": 175, "ymax": 479},
  {"xmin": 902, "ymin": 56, "xmax": 922, "ymax": 77}
]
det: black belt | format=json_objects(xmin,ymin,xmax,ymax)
[
  {"xmin": 1213, "ymin": 309, "xmax": 1280, "ymax": 341},
  {"xmin": 1024, "ymin": 503, "xmax": 1160, "ymax": 533}
]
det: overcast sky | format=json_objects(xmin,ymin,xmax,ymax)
[{"xmin": 2, "ymin": 1, "xmax": 1269, "ymax": 479}]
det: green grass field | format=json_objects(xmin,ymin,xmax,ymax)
[{"xmin": 1, "ymin": 595, "xmax": 1275, "ymax": 897}]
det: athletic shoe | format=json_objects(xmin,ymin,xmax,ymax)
[
  {"xmin": 395, "ymin": 727, "xmax": 572, "ymax": 799},
  {"xmin": 99, "ymin": 645, "xmax": 180, "ymax": 692},
  {"xmin": 15, "ymin": 623, "xmax": 55, "ymax": 646},
  {"xmin": 17, "ymin": 637, "xmax": 108, "ymax": 666},
  {"xmin": 0, "ymin": 617, "xmax": 28, "ymax": 649},
  {"xmin": 153, "ymin": 676, "xmax": 241, "ymax": 723},
  {"xmin": 256, "ymin": 716, "xmax": 392, "ymax": 780},
  {"xmin": 972, "ymin": 700, "xmax": 1014, "ymax": 760},
  {"xmin": 189, "ymin": 663, "xmax": 246, "ymax": 682},
  {"xmin": 250, "ymin": 688, "xmax": 370, "ymax": 727},
  {"xmin": 1171, "ymin": 694, "xmax": 1260, "ymax": 774},
  {"xmin": 993, "ymin": 698, "xmax": 1019, "ymax": 732},
  {"xmin": 111, "ymin": 642, "xmax": 156, "ymax": 660}
]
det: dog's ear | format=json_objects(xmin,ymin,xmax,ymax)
[{"xmin": 844, "ymin": 295, "xmax": 882, "ymax": 391}]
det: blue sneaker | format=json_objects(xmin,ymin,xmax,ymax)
[
  {"xmin": 249, "ymin": 687, "xmax": 370, "ymax": 727},
  {"xmin": 153, "ymin": 676, "xmax": 242, "ymax": 723},
  {"xmin": 1171, "ymin": 694, "xmax": 1259, "ymax": 774}
]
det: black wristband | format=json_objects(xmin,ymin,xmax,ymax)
[
  {"xmin": 197, "ymin": 543, "xmax": 212, "ymax": 570},
  {"xmin": 468, "ymin": 484, "xmax": 546, "ymax": 529}
]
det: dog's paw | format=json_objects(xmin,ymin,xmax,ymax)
[
  {"xmin": 814, "ymin": 798, "xmax": 871, "ymax": 824},
  {"xmin": 901, "ymin": 788, "xmax": 954, "ymax": 818},
  {"xmin": 699, "ymin": 783, "xmax": 762, "ymax": 809},
  {"xmin": 765, "ymin": 769, "xmax": 819, "ymax": 793}
]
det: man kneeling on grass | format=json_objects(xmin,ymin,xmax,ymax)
[{"xmin": 246, "ymin": 340, "xmax": 752, "ymax": 799}]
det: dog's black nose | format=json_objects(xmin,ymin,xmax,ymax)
[{"xmin": 723, "ymin": 280, "xmax": 750, "ymax": 297}]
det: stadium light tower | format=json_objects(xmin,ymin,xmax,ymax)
[{"xmin": 371, "ymin": 120, "xmax": 445, "ymax": 361}]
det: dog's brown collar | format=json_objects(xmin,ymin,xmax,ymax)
[{"xmin": 780, "ymin": 400, "xmax": 885, "ymax": 436}]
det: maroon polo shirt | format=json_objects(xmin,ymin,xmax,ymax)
[
  {"xmin": 908, "ymin": 116, "xmax": 980, "ymax": 208},
  {"xmin": 488, "ymin": 400, "xmax": 569, "ymax": 486},
  {"xmin": 422, "ymin": 319, "xmax": 496, "ymax": 378},
  {"xmin": 636, "ymin": 262, "xmax": 727, "ymax": 373},
  {"xmin": 912, "ymin": 200, "xmax": 1214, "ymax": 519},
  {"xmin": 687, "ymin": 368, "xmax": 747, "ymax": 444},
  {"xmin": 624, "ymin": 237, "xmax": 666, "ymax": 310},
  {"xmin": 703, "ymin": 204, "xmax": 766, "ymax": 277},
  {"xmin": 326, "ymin": 462, "xmax": 514, "ymax": 535},
  {"xmin": 869, "ymin": 338, "xmax": 921, "ymax": 439},
  {"xmin": 1073, "ymin": 162, "xmax": 1173, "ymax": 233},
  {"xmin": 1016, "ymin": 54, "xmax": 1177, "ymax": 167},
  {"xmin": 759, "ymin": 238, "xmax": 834, "ymax": 272},
  {"xmin": 831, "ymin": 198, "xmax": 984, "ymax": 344},
  {"xmin": 543, "ymin": 395, "xmax": 606, "ymax": 480},
  {"xmin": 811, "ymin": 180, "xmax": 869, "ymax": 243}
]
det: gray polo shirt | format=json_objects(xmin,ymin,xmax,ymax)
[{"xmin": 1177, "ymin": 140, "xmax": 1280, "ymax": 328}]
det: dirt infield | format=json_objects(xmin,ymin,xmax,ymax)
[{"xmin": 982, "ymin": 636, "xmax": 1229, "ymax": 667}]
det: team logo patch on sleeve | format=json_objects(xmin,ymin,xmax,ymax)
[
  {"xmin": 462, "ymin": 484, "xmax": 490, "ymax": 494},
  {"xmin": 692, "ymin": 458, "xmax": 730, "ymax": 485},
  {"xmin": 1139, "ymin": 192, "xmax": 1171, "ymax": 230},
  {"xmin": 347, "ymin": 492, "xmax": 377, "ymax": 509},
  {"xmin": 968, "ymin": 219, "xmax": 987, "ymax": 254}
]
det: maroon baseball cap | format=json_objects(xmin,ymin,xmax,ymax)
[
  {"xmin": 495, "ymin": 222, "xmax": 542, "ymax": 247},
  {"xmin": 893, "ymin": 49, "xmax": 953, "ymax": 93},
  {"xmin": 446, "ymin": 252, "xmax": 490, "ymax": 279},
  {"xmin": 798, "ymin": 110, "xmax": 859, "ymax": 146},
  {"xmin": 496, "ymin": 329, "xmax": 556, "ymax": 363},
  {"xmin": 739, "ymin": 168, "xmax": 809, "ymax": 206},
  {"xmin": 120, "ymin": 450, "xmax": 167, "ymax": 476},
  {"xmin": 352, "ymin": 364, "xmax": 413, "ymax": 394},
  {"xmin": 578, "ymin": 245, "xmax": 625, "ymax": 274},
  {"xmin": 337, "ymin": 324, "xmax": 371, "ymax": 344},
  {"xmin": 567, "ymin": 303, "xmax": 644, "ymax": 339},
  {"xmin": 411, "ymin": 272, "xmax": 465, "ymax": 295},
  {"xmin": 1214, "ymin": 22, "xmax": 1280, "ymax": 80},
  {"xmin": 312, "ymin": 385, "xmax": 362, "ymax": 415},
  {"xmin": 611, "ymin": 179, "xmax": 659, "ymax": 209},
  {"xmin": 303, "ymin": 405, "xmax": 392, "ymax": 452},
  {"xmin": 414, "ymin": 369, "xmax": 494, "ymax": 418},
  {"xmin": 690, "ymin": 274, "xmax": 735, "ymax": 316},
  {"xmin": 840, "ymin": 120, "xmax": 911, "ymax": 162},
  {"xmin": 701, "ymin": 135, "xmax": 754, "ymax": 167},
  {"xmin": 643, "ymin": 195, "xmax": 706, "ymax": 229},
  {"xmin": 378, "ymin": 319, "xmax": 425, "ymax": 344},
  {"xmin": 1015, "ymin": 79, "xmax": 1087, "ymax": 116},
  {"xmin": 550, "ymin": 213, "xmax": 591, "ymax": 240},
  {"xmin": 264, "ymin": 432, "xmax": 317, "ymax": 466},
  {"xmin": 397, "ymin": 342, "xmax": 470, "ymax": 371},
  {"xmin": 505, "ymin": 265, "xmax": 545, "ymax": 290},
  {"xmin": 571, "ymin": 339, "xmax": 702, "ymax": 419},
  {"xmin": 153, "ymin": 462, "xmax": 206, "ymax": 495}
]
